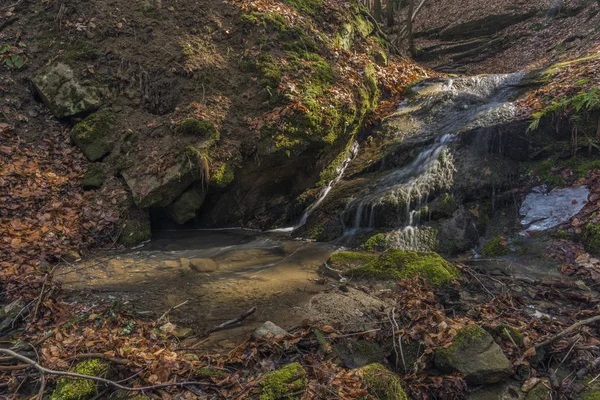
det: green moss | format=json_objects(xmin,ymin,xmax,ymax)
[
  {"xmin": 240, "ymin": 12, "xmax": 288, "ymax": 31},
  {"xmin": 63, "ymin": 40, "xmax": 99, "ymax": 63},
  {"xmin": 525, "ymin": 381, "xmax": 551, "ymax": 400},
  {"xmin": 51, "ymin": 359, "xmax": 108, "ymax": 400},
  {"xmin": 70, "ymin": 112, "xmax": 116, "ymax": 161},
  {"xmin": 582, "ymin": 223, "xmax": 600, "ymax": 256},
  {"xmin": 495, "ymin": 324, "xmax": 524, "ymax": 346},
  {"xmin": 307, "ymin": 223, "xmax": 325, "ymax": 241},
  {"xmin": 260, "ymin": 362, "xmax": 306, "ymax": 400},
  {"xmin": 119, "ymin": 208, "xmax": 151, "ymax": 247},
  {"xmin": 583, "ymin": 391, "xmax": 600, "ymax": 400},
  {"xmin": 196, "ymin": 368, "xmax": 227, "ymax": 378},
  {"xmin": 481, "ymin": 237, "xmax": 510, "ymax": 257},
  {"xmin": 179, "ymin": 118, "xmax": 219, "ymax": 140},
  {"xmin": 359, "ymin": 363, "xmax": 407, "ymax": 400},
  {"xmin": 328, "ymin": 251, "xmax": 378, "ymax": 269},
  {"xmin": 347, "ymin": 249, "xmax": 459, "ymax": 286},
  {"xmin": 431, "ymin": 193, "xmax": 457, "ymax": 217},
  {"xmin": 282, "ymin": 0, "xmax": 324, "ymax": 15},
  {"xmin": 436, "ymin": 325, "xmax": 489, "ymax": 368},
  {"xmin": 361, "ymin": 233, "xmax": 388, "ymax": 252},
  {"xmin": 82, "ymin": 165, "xmax": 105, "ymax": 190},
  {"xmin": 209, "ymin": 163, "xmax": 234, "ymax": 188}
]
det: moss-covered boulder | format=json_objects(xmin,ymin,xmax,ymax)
[
  {"xmin": 119, "ymin": 207, "xmax": 151, "ymax": 247},
  {"xmin": 82, "ymin": 165, "xmax": 105, "ymax": 190},
  {"xmin": 70, "ymin": 112, "xmax": 116, "ymax": 161},
  {"xmin": 361, "ymin": 233, "xmax": 389, "ymax": 252},
  {"xmin": 122, "ymin": 151, "xmax": 207, "ymax": 209},
  {"xmin": 481, "ymin": 236, "xmax": 510, "ymax": 257},
  {"xmin": 339, "ymin": 249, "xmax": 459, "ymax": 286},
  {"xmin": 32, "ymin": 63, "xmax": 101, "ymax": 118},
  {"xmin": 582, "ymin": 223, "xmax": 600, "ymax": 256},
  {"xmin": 359, "ymin": 363, "xmax": 408, "ymax": 400},
  {"xmin": 435, "ymin": 325, "xmax": 512, "ymax": 384},
  {"xmin": 259, "ymin": 362, "xmax": 306, "ymax": 400},
  {"xmin": 178, "ymin": 118, "xmax": 219, "ymax": 140},
  {"xmin": 430, "ymin": 193, "xmax": 457, "ymax": 218},
  {"xmin": 50, "ymin": 359, "xmax": 108, "ymax": 400},
  {"xmin": 210, "ymin": 163, "xmax": 235, "ymax": 188},
  {"xmin": 166, "ymin": 182, "xmax": 207, "ymax": 224}
]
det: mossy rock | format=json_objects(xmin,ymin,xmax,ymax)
[
  {"xmin": 50, "ymin": 359, "xmax": 109, "ymax": 400},
  {"xmin": 179, "ymin": 118, "xmax": 219, "ymax": 140},
  {"xmin": 70, "ymin": 112, "xmax": 116, "ymax": 161},
  {"xmin": 259, "ymin": 362, "xmax": 306, "ymax": 400},
  {"xmin": 435, "ymin": 325, "xmax": 512, "ymax": 384},
  {"xmin": 345, "ymin": 249, "xmax": 459, "ymax": 286},
  {"xmin": 481, "ymin": 236, "xmax": 510, "ymax": 257},
  {"xmin": 359, "ymin": 363, "xmax": 408, "ymax": 400},
  {"xmin": 119, "ymin": 207, "xmax": 151, "ymax": 247},
  {"xmin": 430, "ymin": 193, "xmax": 457, "ymax": 218},
  {"xmin": 361, "ymin": 233, "xmax": 389, "ymax": 252},
  {"xmin": 325, "ymin": 251, "xmax": 378, "ymax": 277},
  {"xmin": 82, "ymin": 165, "xmax": 105, "ymax": 190},
  {"xmin": 210, "ymin": 163, "xmax": 235, "ymax": 188},
  {"xmin": 525, "ymin": 380, "xmax": 551, "ymax": 400},
  {"xmin": 581, "ymin": 223, "xmax": 600, "ymax": 256}
]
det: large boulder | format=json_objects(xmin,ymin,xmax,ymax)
[
  {"xmin": 70, "ymin": 112, "xmax": 116, "ymax": 161},
  {"xmin": 435, "ymin": 325, "xmax": 512, "ymax": 384},
  {"xmin": 166, "ymin": 182, "xmax": 207, "ymax": 224},
  {"xmin": 32, "ymin": 63, "xmax": 101, "ymax": 118},
  {"xmin": 122, "ymin": 151, "xmax": 207, "ymax": 209}
]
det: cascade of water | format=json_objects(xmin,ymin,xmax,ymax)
[
  {"xmin": 293, "ymin": 142, "xmax": 359, "ymax": 230},
  {"xmin": 342, "ymin": 73, "xmax": 525, "ymax": 249}
]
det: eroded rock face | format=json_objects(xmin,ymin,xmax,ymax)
[
  {"xmin": 32, "ymin": 63, "xmax": 101, "ymax": 118},
  {"xmin": 435, "ymin": 325, "xmax": 512, "ymax": 384},
  {"xmin": 166, "ymin": 182, "xmax": 207, "ymax": 224},
  {"xmin": 122, "ymin": 156, "xmax": 206, "ymax": 209}
]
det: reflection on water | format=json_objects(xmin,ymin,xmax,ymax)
[{"xmin": 57, "ymin": 230, "xmax": 336, "ymax": 350}]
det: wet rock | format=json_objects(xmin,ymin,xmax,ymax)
[
  {"xmin": 435, "ymin": 325, "xmax": 512, "ymax": 384},
  {"xmin": 252, "ymin": 321, "xmax": 288, "ymax": 339},
  {"xmin": 359, "ymin": 363, "xmax": 408, "ymax": 400},
  {"xmin": 437, "ymin": 208, "xmax": 480, "ymax": 255},
  {"xmin": 333, "ymin": 340, "xmax": 384, "ymax": 369},
  {"xmin": 71, "ymin": 112, "xmax": 116, "ymax": 161},
  {"xmin": 520, "ymin": 185, "xmax": 589, "ymax": 232},
  {"xmin": 122, "ymin": 152, "xmax": 207, "ymax": 209},
  {"xmin": 32, "ymin": 63, "xmax": 101, "ymax": 118},
  {"xmin": 166, "ymin": 182, "xmax": 207, "ymax": 224},
  {"xmin": 260, "ymin": 362, "xmax": 306, "ymax": 400},
  {"xmin": 189, "ymin": 258, "xmax": 217, "ymax": 272}
]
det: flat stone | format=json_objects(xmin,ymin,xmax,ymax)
[
  {"xmin": 520, "ymin": 185, "xmax": 589, "ymax": 232},
  {"xmin": 32, "ymin": 63, "xmax": 101, "ymax": 118},
  {"xmin": 252, "ymin": 321, "xmax": 288, "ymax": 339},
  {"xmin": 189, "ymin": 258, "xmax": 217, "ymax": 272},
  {"xmin": 163, "ymin": 260, "xmax": 181, "ymax": 268}
]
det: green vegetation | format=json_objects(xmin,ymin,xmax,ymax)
[
  {"xmin": 210, "ymin": 163, "xmax": 234, "ymax": 188},
  {"xmin": 179, "ymin": 118, "xmax": 219, "ymax": 140},
  {"xmin": 51, "ymin": 359, "xmax": 108, "ymax": 400},
  {"xmin": 525, "ymin": 381, "xmax": 551, "ymax": 400},
  {"xmin": 431, "ymin": 193, "xmax": 457, "ymax": 217},
  {"xmin": 70, "ymin": 112, "xmax": 116, "ymax": 161},
  {"xmin": 481, "ymin": 237, "xmax": 510, "ymax": 257},
  {"xmin": 196, "ymin": 368, "xmax": 227, "ymax": 378},
  {"xmin": 359, "ymin": 363, "xmax": 408, "ymax": 400},
  {"xmin": 82, "ymin": 165, "xmax": 105, "ymax": 190},
  {"xmin": 283, "ymin": 0, "xmax": 324, "ymax": 15},
  {"xmin": 63, "ymin": 40, "xmax": 99, "ymax": 63},
  {"xmin": 361, "ymin": 233, "xmax": 388, "ymax": 252},
  {"xmin": 328, "ymin": 251, "xmax": 378, "ymax": 269},
  {"xmin": 528, "ymin": 87, "xmax": 600, "ymax": 132},
  {"xmin": 260, "ymin": 362, "xmax": 306, "ymax": 400},
  {"xmin": 582, "ymin": 223, "xmax": 600, "ymax": 256},
  {"xmin": 436, "ymin": 325, "xmax": 488, "ymax": 365},
  {"xmin": 525, "ymin": 155, "xmax": 600, "ymax": 186},
  {"xmin": 347, "ymin": 249, "xmax": 459, "ymax": 286}
]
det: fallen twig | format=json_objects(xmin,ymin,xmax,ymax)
[
  {"xmin": 156, "ymin": 300, "xmax": 189, "ymax": 325},
  {"xmin": 535, "ymin": 315, "xmax": 600, "ymax": 350},
  {"xmin": 206, "ymin": 306, "xmax": 257, "ymax": 335},
  {"xmin": 69, "ymin": 353, "xmax": 133, "ymax": 366},
  {"xmin": 0, "ymin": 349, "xmax": 214, "ymax": 392}
]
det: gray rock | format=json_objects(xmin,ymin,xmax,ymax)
[
  {"xmin": 0, "ymin": 318, "xmax": 14, "ymax": 333},
  {"xmin": 70, "ymin": 112, "xmax": 116, "ymax": 161},
  {"xmin": 520, "ymin": 185, "xmax": 589, "ymax": 232},
  {"xmin": 122, "ymin": 153, "xmax": 206, "ymax": 209},
  {"xmin": 333, "ymin": 340, "xmax": 384, "ymax": 369},
  {"xmin": 2, "ymin": 298, "xmax": 25, "ymax": 319},
  {"xmin": 166, "ymin": 182, "xmax": 207, "ymax": 224},
  {"xmin": 467, "ymin": 380, "xmax": 524, "ymax": 400},
  {"xmin": 32, "ymin": 63, "xmax": 101, "ymax": 118},
  {"xmin": 435, "ymin": 325, "xmax": 512, "ymax": 384},
  {"xmin": 252, "ymin": 321, "xmax": 288, "ymax": 339}
]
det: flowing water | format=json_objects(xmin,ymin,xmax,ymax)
[{"xmin": 342, "ymin": 73, "xmax": 525, "ymax": 247}]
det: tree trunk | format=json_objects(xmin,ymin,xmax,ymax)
[
  {"xmin": 407, "ymin": 0, "xmax": 416, "ymax": 56},
  {"xmin": 374, "ymin": 0, "xmax": 383, "ymax": 23},
  {"xmin": 387, "ymin": 0, "xmax": 395, "ymax": 27}
]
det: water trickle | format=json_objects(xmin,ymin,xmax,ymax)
[{"xmin": 343, "ymin": 73, "xmax": 525, "ymax": 250}]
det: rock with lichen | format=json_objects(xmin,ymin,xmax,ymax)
[
  {"xmin": 359, "ymin": 363, "xmax": 408, "ymax": 400},
  {"xmin": 32, "ymin": 63, "xmax": 101, "ymax": 118},
  {"xmin": 50, "ymin": 359, "xmax": 108, "ymax": 400},
  {"xmin": 435, "ymin": 325, "xmax": 512, "ymax": 384},
  {"xmin": 259, "ymin": 362, "xmax": 306, "ymax": 400},
  {"xmin": 71, "ymin": 112, "xmax": 116, "ymax": 161}
]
